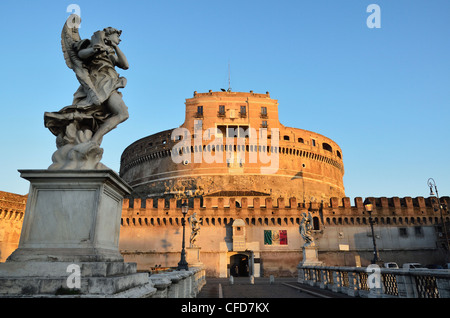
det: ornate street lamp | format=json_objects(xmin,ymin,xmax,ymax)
[
  {"xmin": 364, "ymin": 198, "xmax": 379, "ymax": 264},
  {"xmin": 427, "ymin": 178, "xmax": 450, "ymax": 254},
  {"xmin": 177, "ymin": 199, "xmax": 189, "ymax": 271}
]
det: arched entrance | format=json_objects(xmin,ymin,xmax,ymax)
[{"xmin": 230, "ymin": 253, "xmax": 249, "ymax": 277}]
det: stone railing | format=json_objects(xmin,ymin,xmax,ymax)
[
  {"xmin": 148, "ymin": 266, "xmax": 206, "ymax": 298},
  {"xmin": 298, "ymin": 265, "xmax": 450, "ymax": 298}
]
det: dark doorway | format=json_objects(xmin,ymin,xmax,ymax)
[{"xmin": 230, "ymin": 254, "xmax": 249, "ymax": 277}]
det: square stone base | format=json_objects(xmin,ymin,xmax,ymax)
[
  {"xmin": 186, "ymin": 247, "xmax": 203, "ymax": 267},
  {"xmin": 8, "ymin": 170, "xmax": 130, "ymax": 262},
  {"xmin": 300, "ymin": 246, "xmax": 323, "ymax": 266},
  {"xmin": 0, "ymin": 261, "xmax": 156, "ymax": 297},
  {"xmin": 0, "ymin": 169, "xmax": 156, "ymax": 297}
]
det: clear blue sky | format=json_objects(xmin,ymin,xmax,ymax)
[{"xmin": 1, "ymin": 0, "xmax": 449, "ymax": 201}]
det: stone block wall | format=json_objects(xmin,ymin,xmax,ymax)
[
  {"xmin": 0, "ymin": 191, "xmax": 26, "ymax": 262},
  {"xmin": 1, "ymin": 193, "xmax": 448, "ymax": 276}
]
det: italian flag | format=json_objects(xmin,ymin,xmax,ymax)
[{"xmin": 264, "ymin": 230, "xmax": 288, "ymax": 245}]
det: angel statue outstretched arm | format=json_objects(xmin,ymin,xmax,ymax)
[{"xmin": 43, "ymin": 14, "xmax": 130, "ymax": 170}]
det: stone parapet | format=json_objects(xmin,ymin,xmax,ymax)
[
  {"xmin": 0, "ymin": 263, "xmax": 206, "ymax": 298},
  {"xmin": 148, "ymin": 267, "xmax": 206, "ymax": 298},
  {"xmin": 297, "ymin": 264, "xmax": 450, "ymax": 298}
]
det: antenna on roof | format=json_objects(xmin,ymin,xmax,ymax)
[{"xmin": 227, "ymin": 60, "xmax": 231, "ymax": 92}]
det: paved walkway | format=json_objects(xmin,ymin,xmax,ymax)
[{"xmin": 197, "ymin": 277, "xmax": 352, "ymax": 298}]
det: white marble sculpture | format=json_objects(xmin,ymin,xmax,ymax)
[
  {"xmin": 44, "ymin": 14, "xmax": 129, "ymax": 170},
  {"xmin": 0, "ymin": 15, "xmax": 159, "ymax": 298}
]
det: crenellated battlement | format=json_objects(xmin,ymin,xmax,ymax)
[
  {"xmin": 123, "ymin": 195, "xmax": 449, "ymax": 211},
  {"xmin": 1, "ymin": 194, "xmax": 446, "ymax": 227},
  {"xmin": 0, "ymin": 191, "xmax": 26, "ymax": 262},
  {"xmin": 120, "ymin": 195, "xmax": 449, "ymax": 227},
  {"xmin": 1, "ymin": 191, "xmax": 448, "ymax": 270},
  {"xmin": 0, "ymin": 191, "xmax": 26, "ymax": 223},
  {"xmin": 0, "ymin": 210, "xmax": 25, "ymax": 222}
]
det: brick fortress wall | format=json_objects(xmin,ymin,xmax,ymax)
[
  {"xmin": 1, "ymin": 193, "xmax": 448, "ymax": 276},
  {"xmin": 0, "ymin": 191, "xmax": 27, "ymax": 262},
  {"xmin": 119, "ymin": 195, "xmax": 449, "ymax": 276}
]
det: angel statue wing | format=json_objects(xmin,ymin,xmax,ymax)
[{"xmin": 61, "ymin": 14, "xmax": 101, "ymax": 106}]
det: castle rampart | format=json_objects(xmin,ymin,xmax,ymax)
[
  {"xmin": 118, "ymin": 195, "xmax": 448, "ymax": 276},
  {"xmin": 120, "ymin": 196, "xmax": 449, "ymax": 227},
  {"xmin": 1, "ymin": 193, "xmax": 448, "ymax": 276},
  {"xmin": 0, "ymin": 191, "xmax": 27, "ymax": 262}
]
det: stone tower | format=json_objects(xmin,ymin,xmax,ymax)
[{"xmin": 120, "ymin": 90, "xmax": 345, "ymax": 203}]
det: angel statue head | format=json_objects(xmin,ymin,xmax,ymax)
[
  {"xmin": 103, "ymin": 27, "xmax": 122, "ymax": 47},
  {"xmin": 43, "ymin": 14, "xmax": 130, "ymax": 170}
]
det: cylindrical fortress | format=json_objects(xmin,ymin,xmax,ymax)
[{"xmin": 120, "ymin": 91, "xmax": 345, "ymax": 202}]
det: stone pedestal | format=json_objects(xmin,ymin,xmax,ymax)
[
  {"xmin": 186, "ymin": 247, "xmax": 203, "ymax": 267},
  {"xmin": 300, "ymin": 245, "xmax": 323, "ymax": 266},
  {"xmin": 0, "ymin": 170, "xmax": 156, "ymax": 297}
]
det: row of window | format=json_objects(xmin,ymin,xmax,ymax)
[
  {"xmin": 194, "ymin": 107, "xmax": 339, "ymax": 157},
  {"xmin": 282, "ymin": 137, "xmax": 340, "ymax": 157},
  {"xmin": 196, "ymin": 106, "xmax": 268, "ymax": 118},
  {"xmin": 139, "ymin": 134, "xmax": 338, "ymax": 158},
  {"xmin": 123, "ymin": 141, "xmax": 343, "ymax": 173}
]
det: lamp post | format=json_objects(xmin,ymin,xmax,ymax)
[
  {"xmin": 427, "ymin": 178, "xmax": 450, "ymax": 254},
  {"xmin": 364, "ymin": 198, "xmax": 379, "ymax": 264},
  {"xmin": 177, "ymin": 199, "xmax": 189, "ymax": 271}
]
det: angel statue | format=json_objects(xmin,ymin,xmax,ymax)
[
  {"xmin": 188, "ymin": 212, "xmax": 202, "ymax": 247},
  {"xmin": 44, "ymin": 14, "xmax": 129, "ymax": 170},
  {"xmin": 299, "ymin": 212, "xmax": 315, "ymax": 247}
]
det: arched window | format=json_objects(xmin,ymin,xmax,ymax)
[
  {"xmin": 283, "ymin": 135, "xmax": 290, "ymax": 141},
  {"xmin": 322, "ymin": 143, "xmax": 332, "ymax": 152}
]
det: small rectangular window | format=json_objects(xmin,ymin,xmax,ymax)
[
  {"xmin": 399, "ymin": 227, "xmax": 408, "ymax": 237},
  {"xmin": 197, "ymin": 106, "xmax": 203, "ymax": 114},
  {"xmin": 219, "ymin": 105, "xmax": 225, "ymax": 114},
  {"xmin": 262, "ymin": 120, "xmax": 268, "ymax": 128},
  {"xmin": 261, "ymin": 107, "xmax": 267, "ymax": 115},
  {"xmin": 311, "ymin": 139, "xmax": 316, "ymax": 146},
  {"xmin": 240, "ymin": 106, "xmax": 246, "ymax": 115},
  {"xmin": 414, "ymin": 226, "xmax": 424, "ymax": 236}
]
